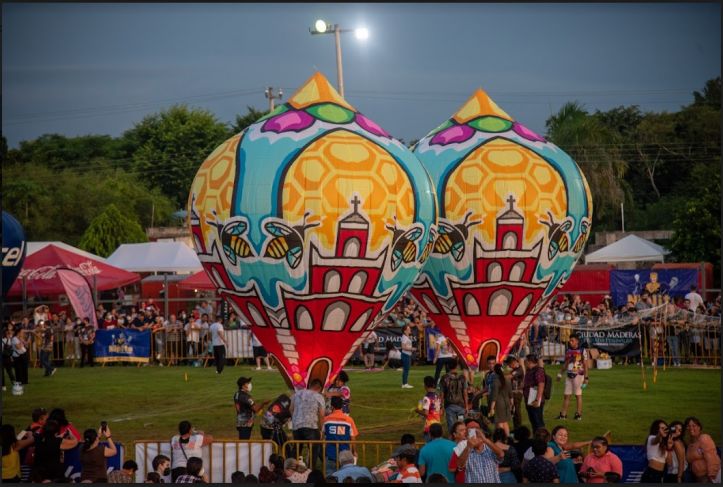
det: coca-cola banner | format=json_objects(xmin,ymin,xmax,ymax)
[{"xmin": 57, "ymin": 268, "xmax": 99, "ymax": 327}]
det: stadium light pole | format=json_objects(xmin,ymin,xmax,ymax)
[{"xmin": 309, "ymin": 19, "xmax": 369, "ymax": 97}]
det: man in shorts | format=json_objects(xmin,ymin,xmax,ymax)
[
  {"xmin": 555, "ymin": 333, "xmax": 588, "ymax": 421},
  {"xmin": 251, "ymin": 334, "xmax": 272, "ymax": 370}
]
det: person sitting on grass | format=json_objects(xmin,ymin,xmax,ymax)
[
  {"xmin": 174, "ymin": 456, "xmax": 206, "ymax": 483},
  {"xmin": 330, "ymin": 450, "xmax": 373, "ymax": 482},
  {"xmin": 2, "ymin": 424, "xmax": 35, "ymax": 483},
  {"xmin": 522, "ymin": 439, "xmax": 559, "ymax": 483},
  {"xmin": 579, "ymin": 436, "xmax": 623, "ymax": 484},
  {"xmin": 393, "ymin": 448, "xmax": 422, "ymax": 483},
  {"xmin": 109, "ymin": 460, "xmax": 139, "ymax": 483}
]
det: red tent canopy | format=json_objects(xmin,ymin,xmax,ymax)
[
  {"xmin": 177, "ymin": 270, "xmax": 215, "ymax": 291},
  {"xmin": 8, "ymin": 244, "xmax": 140, "ymax": 297}
]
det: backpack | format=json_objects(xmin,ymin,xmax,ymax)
[
  {"xmin": 543, "ymin": 371, "xmax": 553, "ymax": 401},
  {"xmin": 443, "ymin": 373, "xmax": 466, "ymax": 406}
]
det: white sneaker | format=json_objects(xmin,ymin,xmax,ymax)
[
  {"xmin": 267, "ymin": 366, "xmax": 273, "ymax": 370},
  {"xmin": 255, "ymin": 366, "xmax": 262, "ymax": 370},
  {"xmin": 402, "ymin": 384, "xmax": 414, "ymax": 389}
]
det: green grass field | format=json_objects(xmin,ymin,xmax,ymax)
[{"xmin": 2, "ymin": 363, "xmax": 719, "ymax": 460}]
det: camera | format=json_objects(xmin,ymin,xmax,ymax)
[
  {"xmin": 100, "ymin": 421, "xmax": 108, "ymax": 433},
  {"xmin": 569, "ymin": 450, "xmax": 582, "ymax": 459}
]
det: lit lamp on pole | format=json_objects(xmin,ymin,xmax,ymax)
[{"xmin": 309, "ymin": 19, "xmax": 369, "ymax": 97}]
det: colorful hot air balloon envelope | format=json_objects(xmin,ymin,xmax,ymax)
[
  {"xmin": 189, "ymin": 72, "xmax": 436, "ymax": 389},
  {"xmin": 2, "ymin": 211, "xmax": 27, "ymax": 299},
  {"xmin": 410, "ymin": 89, "xmax": 592, "ymax": 368}
]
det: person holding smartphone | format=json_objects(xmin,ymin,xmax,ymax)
[
  {"xmin": 579, "ymin": 436, "xmax": 622, "ymax": 484},
  {"xmin": 545, "ymin": 426, "xmax": 592, "ymax": 483},
  {"xmin": 80, "ymin": 424, "xmax": 117, "ymax": 482},
  {"xmin": 462, "ymin": 425, "xmax": 505, "ymax": 483}
]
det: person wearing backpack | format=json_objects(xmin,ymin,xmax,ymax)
[
  {"xmin": 440, "ymin": 359, "xmax": 469, "ymax": 435},
  {"xmin": 523, "ymin": 354, "xmax": 547, "ymax": 432}
]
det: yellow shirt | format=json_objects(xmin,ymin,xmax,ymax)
[{"xmin": 2, "ymin": 449, "xmax": 21, "ymax": 480}]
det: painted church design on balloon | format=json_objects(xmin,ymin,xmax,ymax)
[
  {"xmin": 190, "ymin": 196, "xmax": 392, "ymax": 386},
  {"xmin": 413, "ymin": 195, "xmax": 551, "ymax": 365}
]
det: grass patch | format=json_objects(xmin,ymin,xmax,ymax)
[{"xmin": 2, "ymin": 363, "xmax": 719, "ymax": 459}]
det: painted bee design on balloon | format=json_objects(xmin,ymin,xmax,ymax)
[
  {"xmin": 540, "ymin": 211, "xmax": 573, "ymax": 260},
  {"xmin": 433, "ymin": 211, "xmax": 481, "ymax": 262},
  {"xmin": 263, "ymin": 212, "xmax": 320, "ymax": 269},
  {"xmin": 572, "ymin": 219, "xmax": 590, "ymax": 253},
  {"xmin": 386, "ymin": 217, "xmax": 423, "ymax": 271},
  {"xmin": 419, "ymin": 227, "xmax": 437, "ymax": 264},
  {"xmin": 207, "ymin": 211, "xmax": 255, "ymax": 266}
]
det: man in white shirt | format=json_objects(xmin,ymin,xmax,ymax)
[
  {"xmin": 685, "ymin": 285, "xmax": 705, "ymax": 313},
  {"xmin": 209, "ymin": 315, "xmax": 227, "ymax": 374},
  {"xmin": 185, "ymin": 317, "xmax": 201, "ymax": 361}
]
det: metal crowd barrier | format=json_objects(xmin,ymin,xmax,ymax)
[
  {"xmin": 134, "ymin": 439, "xmax": 277, "ymax": 483},
  {"xmin": 24, "ymin": 326, "xmax": 257, "ymax": 368},
  {"xmin": 280, "ymin": 440, "xmax": 425, "ymax": 474},
  {"xmin": 527, "ymin": 307, "xmax": 720, "ymax": 366}
]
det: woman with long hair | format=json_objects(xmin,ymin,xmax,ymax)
[
  {"xmin": 664, "ymin": 421, "xmax": 687, "ymax": 483},
  {"xmin": 2, "ymin": 424, "xmax": 35, "ymax": 482},
  {"xmin": 492, "ymin": 428, "xmax": 521, "ymax": 483},
  {"xmin": 488, "ymin": 363, "xmax": 512, "ymax": 436},
  {"xmin": 80, "ymin": 426, "xmax": 117, "ymax": 482},
  {"xmin": 48, "ymin": 408, "xmax": 81, "ymax": 442},
  {"xmin": 641, "ymin": 419, "xmax": 669, "ymax": 483},
  {"xmin": 545, "ymin": 425, "xmax": 591, "ymax": 483},
  {"xmin": 684, "ymin": 417, "xmax": 721, "ymax": 483},
  {"xmin": 30, "ymin": 419, "xmax": 79, "ymax": 482}
]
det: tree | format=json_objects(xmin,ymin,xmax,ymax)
[
  {"xmin": 122, "ymin": 105, "xmax": 230, "ymax": 205},
  {"xmin": 229, "ymin": 106, "xmax": 268, "ymax": 134},
  {"xmin": 545, "ymin": 102, "xmax": 629, "ymax": 230},
  {"xmin": 5, "ymin": 133, "xmax": 124, "ymax": 169},
  {"xmin": 78, "ymin": 204, "xmax": 148, "ymax": 258},
  {"xmin": 669, "ymin": 162, "xmax": 720, "ymax": 281},
  {"xmin": 692, "ymin": 76, "xmax": 721, "ymax": 107}
]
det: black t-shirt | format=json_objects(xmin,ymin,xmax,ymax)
[{"xmin": 31, "ymin": 435, "xmax": 64, "ymax": 481}]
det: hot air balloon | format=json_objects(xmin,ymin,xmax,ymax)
[
  {"xmin": 410, "ymin": 89, "xmax": 592, "ymax": 369},
  {"xmin": 189, "ymin": 72, "xmax": 436, "ymax": 389},
  {"xmin": 2, "ymin": 211, "xmax": 27, "ymax": 299}
]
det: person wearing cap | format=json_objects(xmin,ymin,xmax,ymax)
[
  {"xmin": 234, "ymin": 376, "xmax": 269, "ymax": 439},
  {"xmin": 329, "ymin": 449, "xmax": 372, "ymax": 482}
]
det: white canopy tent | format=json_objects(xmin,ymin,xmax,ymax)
[
  {"xmin": 107, "ymin": 242, "xmax": 202, "ymax": 273},
  {"xmin": 585, "ymin": 234, "xmax": 671, "ymax": 264}
]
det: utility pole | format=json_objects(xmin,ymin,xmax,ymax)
[{"xmin": 264, "ymin": 87, "xmax": 283, "ymax": 111}]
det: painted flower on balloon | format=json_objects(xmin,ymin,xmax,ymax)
[
  {"xmin": 411, "ymin": 89, "xmax": 592, "ymax": 369},
  {"xmin": 189, "ymin": 73, "xmax": 436, "ymax": 389}
]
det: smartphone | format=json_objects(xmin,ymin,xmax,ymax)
[
  {"xmin": 100, "ymin": 421, "xmax": 108, "ymax": 433},
  {"xmin": 569, "ymin": 450, "xmax": 582, "ymax": 459},
  {"xmin": 468, "ymin": 429, "xmax": 477, "ymax": 439}
]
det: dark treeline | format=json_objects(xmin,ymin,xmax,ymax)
[{"xmin": 2, "ymin": 79, "xmax": 719, "ymax": 276}]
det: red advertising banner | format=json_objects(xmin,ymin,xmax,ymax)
[{"xmin": 57, "ymin": 268, "xmax": 98, "ymax": 328}]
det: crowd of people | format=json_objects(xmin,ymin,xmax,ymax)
[
  {"xmin": 4, "ymin": 361, "xmax": 719, "ymax": 484},
  {"xmin": 2, "ymin": 290, "xmax": 721, "ymax": 483}
]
